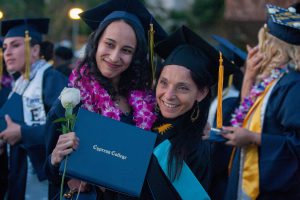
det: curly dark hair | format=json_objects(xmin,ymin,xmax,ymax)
[{"xmin": 75, "ymin": 18, "xmax": 151, "ymax": 100}]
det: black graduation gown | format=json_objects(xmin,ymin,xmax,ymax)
[
  {"xmin": 103, "ymin": 117, "xmax": 212, "ymax": 200},
  {"xmin": 209, "ymin": 96, "xmax": 239, "ymax": 200},
  {"xmin": 225, "ymin": 70, "xmax": 300, "ymax": 200},
  {"xmin": 0, "ymin": 86, "xmax": 11, "ymax": 199},
  {"xmin": 145, "ymin": 132, "xmax": 212, "ymax": 200},
  {"xmin": 7, "ymin": 67, "xmax": 67, "ymax": 200}
]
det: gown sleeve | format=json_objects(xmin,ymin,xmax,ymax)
[
  {"xmin": 20, "ymin": 68, "xmax": 67, "ymax": 180},
  {"xmin": 259, "ymin": 72, "xmax": 300, "ymax": 196}
]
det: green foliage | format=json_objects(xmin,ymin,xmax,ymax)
[
  {"xmin": 192, "ymin": 0, "xmax": 224, "ymax": 25},
  {"xmin": 54, "ymin": 105, "xmax": 76, "ymax": 134}
]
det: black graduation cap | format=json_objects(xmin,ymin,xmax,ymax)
[
  {"xmin": 155, "ymin": 25, "xmax": 238, "ymax": 86},
  {"xmin": 212, "ymin": 35, "xmax": 247, "ymax": 67},
  {"xmin": 1, "ymin": 18, "xmax": 49, "ymax": 42},
  {"xmin": 79, "ymin": 0, "xmax": 167, "ymax": 43},
  {"xmin": 55, "ymin": 46, "xmax": 73, "ymax": 60},
  {"xmin": 266, "ymin": 4, "xmax": 300, "ymax": 45}
]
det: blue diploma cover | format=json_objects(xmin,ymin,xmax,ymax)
[
  {"xmin": 0, "ymin": 93, "xmax": 24, "ymax": 131},
  {"xmin": 60, "ymin": 108, "xmax": 157, "ymax": 197}
]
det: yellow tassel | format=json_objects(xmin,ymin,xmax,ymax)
[
  {"xmin": 217, "ymin": 52, "xmax": 224, "ymax": 129},
  {"xmin": 24, "ymin": 30, "xmax": 31, "ymax": 80},
  {"xmin": 148, "ymin": 23, "xmax": 155, "ymax": 85},
  {"xmin": 223, "ymin": 74, "xmax": 233, "ymax": 97},
  {"xmin": 0, "ymin": 48, "xmax": 3, "ymax": 90}
]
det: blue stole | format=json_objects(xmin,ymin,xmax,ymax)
[{"xmin": 153, "ymin": 140, "xmax": 211, "ymax": 200}]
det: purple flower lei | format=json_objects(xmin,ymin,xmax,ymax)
[
  {"xmin": 230, "ymin": 67, "xmax": 288, "ymax": 127},
  {"xmin": 69, "ymin": 65, "xmax": 157, "ymax": 130},
  {"xmin": 1, "ymin": 75, "xmax": 13, "ymax": 88}
]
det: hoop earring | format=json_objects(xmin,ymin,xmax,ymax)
[{"xmin": 190, "ymin": 103, "xmax": 200, "ymax": 122}]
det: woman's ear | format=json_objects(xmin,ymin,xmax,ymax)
[
  {"xmin": 31, "ymin": 44, "xmax": 41, "ymax": 61},
  {"xmin": 196, "ymin": 87, "xmax": 209, "ymax": 102}
]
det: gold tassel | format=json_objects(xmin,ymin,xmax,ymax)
[
  {"xmin": 148, "ymin": 23, "xmax": 155, "ymax": 86},
  {"xmin": 216, "ymin": 52, "xmax": 224, "ymax": 129},
  {"xmin": 24, "ymin": 30, "xmax": 31, "ymax": 80},
  {"xmin": 223, "ymin": 74, "xmax": 233, "ymax": 97},
  {"xmin": 0, "ymin": 48, "xmax": 3, "ymax": 90}
]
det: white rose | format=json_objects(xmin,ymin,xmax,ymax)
[
  {"xmin": 288, "ymin": 7, "xmax": 296, "ymax": 13},
  {"xmin": 59, "ymin": 87, "xmax": 81, "ymax": 109}
]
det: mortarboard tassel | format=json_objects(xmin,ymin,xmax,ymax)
[
  {"xmin": 216, "ymin": 52, "xmax": 224, "ymax": 129},
  {"xmin": 0, "ymin": 48, "xmax": 3, "ymax": 90},
  {"xmin": 24, "ymin": 30, "xmax": 31, "ymax": 80},
  {"xmin": 148, "ymin": 23, "xmax": 155, "ymax": 86},
  {"xmin": 223, "ymin": 74, "xmax": 233, "ymax": 97}
]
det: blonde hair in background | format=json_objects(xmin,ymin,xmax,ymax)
[
  {"xmin": 288, "ymin": 46, "xmax": 300, "ymax": 71},
  {"xmin": 257, "ymin": 27, "xmax": 290, "ymax": 81}
]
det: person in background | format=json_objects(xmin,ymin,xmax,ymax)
[
  {"xmin": 40, "ymin": 40, "xmax": 54, "ymax": 63},
  {"xmin": 53, "ymin": 44, "xmax": 73, "ymax": 77},
  {"xmin": 223, "ymin": 4, "xmax": 300, "ymax": 199},
  {"xmin": 208, "ymin": 35, "xmax": 246, "ymax": 200},
  {"xmin": 149, "ymin": 25, "xmax": 237, "ymax": 199},
  {"xmin": 43, "ymin": 0, "xmax": 167, "ymax": 199},
  {"xmin": 0, "ymin": 18, "xmax": 67, "ymax": 200}
]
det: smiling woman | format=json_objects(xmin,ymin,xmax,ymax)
[
  {"xmin": 156, "ymin": 65, "xmax": 208, "ymax": 119},
  {"xmin": 96, "ymin": 20, "xmax": 137, "ymax": 83},
  {"xmin": 0, "ymin": 18, "xmax": 67, "ymax": 200},
  {"xmin": 147, "ymin": 25, "xmax": 237, "ymax": 199},
  {"xmin": 43, "ymin": 0, "xmax": 167, "ymax": 199}
]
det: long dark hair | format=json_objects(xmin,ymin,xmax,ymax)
[
  {"xmin": 30, "ymin": 39, "xmax": 54, "ymax": 62},
  {"xmin": 156, "ymin": 65, "xmax": 212, "ymax": 181},
  {"xmin": 75, "ymin": 18, "xmax": 151, "ymax": 99}
]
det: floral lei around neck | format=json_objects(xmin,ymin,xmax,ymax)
[
  {"xmin": 230, "ymin": 67, "xmax": 289, "ymax": 127},
  {"xmin": 69, "ymin": 64, "xmax": 157, "ymax": 130}
]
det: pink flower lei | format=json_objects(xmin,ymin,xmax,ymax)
[
  {"xmin": 230, "ymin": 67, "xmax": 288, "ymax": 127},
  {"xmin": 68, "ymin": 65, "xmax": 157, "ymax": 130}
]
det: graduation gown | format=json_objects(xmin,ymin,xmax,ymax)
[
  {"xmin": 225, "ymin": 70, "xmax": 300, "ymax": 200},
  {"xmin": 209, "ymin": 96, "xmax": 239, "ymax": 200},
  {"xmin": 7, "ymin": 67, "xmax": 67, "ymax": 200},
  {"xmin": 0, "ymin": 86, "xmax": 11, "ymax": 199},
  {"xmin": 145, "ymin": 130, "xmax": 212, "ymax": 200}
]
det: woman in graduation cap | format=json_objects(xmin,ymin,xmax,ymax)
[
  {"xmin": 0, "ymin": 18, "xmax": 67, "ymax": 200},
  {"xmin": 44, "ymin": 0, "xmax": 167, "ymax": 199},
  {"xmin": 222, "ymin": 4, "xmax": 300, "ymax": 200},
  {"xmin": 145, "ymin": 25, "xmax": 237, "ymax": 200}
]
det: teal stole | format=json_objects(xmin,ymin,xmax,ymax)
[{"xmin": 153, "ymin": 139, "xmax": 211, "ymax": 200}]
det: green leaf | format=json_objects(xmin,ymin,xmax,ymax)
[
  {"xmin": 62, "ymin": 124, "xmax": 69, "ymax": 134},
  {"xmin": 53, "ymin": 117, "xmax": 67, "ymax": 123}
]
